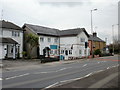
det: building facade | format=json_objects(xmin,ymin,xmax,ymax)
[
  {"xmin": 60, "ymin": 28, "xmax": 90, "ymax": 60},
  {"xmin": 0, "ymin": 20, "xmax": 23, "ymax": 59},
  {"xmin": 23, "ymin": 24, "xmax": 90, "ymax": 60},
  {"xmin": 23, "ymin": 24, "xmax": 60, "ymax": 58},
  {"xmin": 88, "ymin": 32, "xmax": 106, "ymax": 55}
]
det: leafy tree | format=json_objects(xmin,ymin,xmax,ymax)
[{"xmin": 26, "ymin": 33, "xmax": 39, "ymax": 59}]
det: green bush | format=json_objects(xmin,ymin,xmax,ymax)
[
  {"xmin": 22, "ymin": 51, "xmax": 27, "ymax": 59},
  {"xmin": 94, "ymin": 49, "xmax": 101, "ymax": 55}
]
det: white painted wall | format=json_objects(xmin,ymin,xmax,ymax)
[
  {"xmin": 0, "ymin": 28, "xmax": 23, "ymax": 59},
  {"xmin": 60, "ymin": 31, "xmax": 90, "ymax": 60},
  {"xmin": 39, "ymin": 35, "xmax": 59, "ymax": 57}
]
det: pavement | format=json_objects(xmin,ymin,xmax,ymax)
[
  {"xmin": 1, "ymin": 55, "xmax": 120, "ymax": 89},
  {"xmin": 2, "ymin": 58, "xmax": 89, "ymax": 71}
]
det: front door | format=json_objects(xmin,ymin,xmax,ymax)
[{"xmin": 65, "ymin": 50, "xmax": 68, "ymax": 60}]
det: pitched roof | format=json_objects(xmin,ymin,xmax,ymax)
[
  {"xmin": 0, "ymin": 20, "xmax": 22, "ymax": 30},
  {"xmin": 23, "ymin": 24, "xmax": 60, "ymax": 36},
  {"xmin": 23, "ymin": 24, "xmax": 89, "ymax": 37},
  {"xmin": 89, "ymin": 35, "xmax": 105, "ymax": 42},
  {"xmin": 0, "ymin": 38, "xmax": 18, "ymax": 44},
  {"xmin": 60, "ymin": 28, "xmax": 89, "ymax": 37}
]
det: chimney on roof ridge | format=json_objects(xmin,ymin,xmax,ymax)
[{"xmin": 93, "ymin": 32, "xmax": 97, "ymax": 37}]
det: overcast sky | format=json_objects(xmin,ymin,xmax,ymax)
[{"xmin": 0, "ymin": 0, "xmax": 119, "ymax": 44}]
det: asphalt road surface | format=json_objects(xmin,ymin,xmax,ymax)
[{"xmin": 1, "ymin": 55, "xmax": 119, "ymax": 89}]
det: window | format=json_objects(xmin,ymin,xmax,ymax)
[
  {"xmin": 48, "ymin": 38, "xmax": 51, "ymax": 42},
  {"xmin": 80, "ymin": 38, "xmax": 85, "ymax": 42},
  {"xmin": 40, "ymin": 37, "xmax": 44, "ymax": 42},
  {"xmin": 54, "ymin": 50, "xmax": 57, "ymax": 54},
  {"xmin": 84, "ymin": 49, "xmax": 86, "ymax": 54},
  {"xmin": 50, "ymin": 50, "xmax": 53, "ymax": 54},
  {"xmin": 69, "ymin": 50, "xmax": 72, "ymax": 55},
  {"xmin": 12, "ymin": 31, "xmax": 20, "ymax": 37},
  {"xmin": 61, "ymin": 50, "xmax": 64, "ymax": 54},
  {"xmin": 17, "ymin": 32, "xmax": 20, "ymax": 37},
  {"xmin": 12, "ymin": 31, "xmax": 14, "ymax": 36},
  {"xmin": 54, "ymin": 38, "xmax": 58, "ymax": 43},
  {"xmin": 0, "ymin": 30, "xmax": 3, "ymax": 35},
  {"xmin": 79, "ymin": 50, "xmax": 82, "ymax": 54}
]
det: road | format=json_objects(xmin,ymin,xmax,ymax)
[{"xmin": 1, "ymin": 55, "xmax": 119, "ymax": 89}]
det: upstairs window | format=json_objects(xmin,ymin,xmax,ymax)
[
  {"xmin": 40, "ymin": 37, "xmax": 44, "ymax": 42},
  {"xmin": 54, "ymin": 38, "xmax": 58, "ymax": 43},
  {"xmin": 12, "ymin": 31, "xmax": 20, "ymax": 37},
  {"xmin": 80, "ymin": 38, "xmax": 85, "ymax": 42},
  {"xmin": 48, "ymin": 38, "xmax": 51, "ymax": 42}
]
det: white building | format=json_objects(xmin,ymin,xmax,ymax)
[
  {"xmin": 0, "ymin": 20, "xmax": 23, "ymax": 59},
  {"xmin": 60, "ymin": 28, "xmax": 90, "ymax": 60},
  {"xmin": 23, "ymin": 24, "xmax": 90, "ymax": 60},
  {"xmin": 23, "ymin": 24, "xmax": 60, "ymax": 58}
]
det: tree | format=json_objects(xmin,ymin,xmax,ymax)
[
  {"xmin": 26, "ymin": 33, "xmax": 39, "ymax": 59},
  {"xmin": 109, "ymin": 36, "xmax": 120, "ymax": 54}
]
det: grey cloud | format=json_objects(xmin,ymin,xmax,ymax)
[{"xmin": 38, "ymin": 2, "xmax": 92, "ymax": 7}]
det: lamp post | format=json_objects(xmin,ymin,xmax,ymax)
[
  {"xmin": 112, "ymin": 24, "xmax": 118, "ymax": 55},
  {"xmin": 91, "ymin": 9, "xmax": 97, "ymax": 58}
]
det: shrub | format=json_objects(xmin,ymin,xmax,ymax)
[{"xmin": 94, "ymin": 49, "xmax": 101, "ymax": 55}]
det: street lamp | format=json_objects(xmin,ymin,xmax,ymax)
[
  {"xmin": 112, "ymin": 24, "xmax": 119, "ymax": 55},
  {"xmin": 91, "ymin": 9, "xmax": 97, "ymax": 58}
]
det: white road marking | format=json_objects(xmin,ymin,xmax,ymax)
[
  {"xmin": 59, "ymin": 68, "xmax": 67, "ymax": 71},
  {"xmin": 5, "ymin": 73, "xmax": 30, "ymax": 80},
  {"xmin": 103, "ymin": 61, "xmax": 107, "ymax": 62},
  {"xmin": 98, "ymin": 62, "xmax": 100, "ymax": 64},
  {"xmin": 93, "ymin": 70, "xmax": 104, "ymax": 74},
  {"xmin": 45, "ymin": 82, "xmax": 59, "ymax": 88},
  {"xmin": 107, "ymin": 67, "xmax": 110, "ymax": 69},
  {"xmin": 60, "ymin": 77, "xmax": 84, "ymax": 83},
  {"xmin": 84, "ymin": 73, "xmax": 93, "ymax": 77},
  {"xmin": 83, "ymin": 64, "xmax": 87, "ymax": 67},
  {"xmin": 0, "ymin": 78, "xmax": 2, "ymax": 80}
]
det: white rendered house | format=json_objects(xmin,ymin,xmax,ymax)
[
  {"xmin": 60, "ymin": 28, "xmax": 90, "ymax": 60},
  {"xmin": 23, "ymin": 24, "xmax": 90, "ymax": 60},
  {"xmin": 23, "ymin": 24, "xmax": 60, "ymax": 58},
  {"xmin": 0, "ymin": 20, "xmax": 23, "ymax": 59}
]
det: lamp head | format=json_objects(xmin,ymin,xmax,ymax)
[{"xmin": 94, "ymin": 9, "xmax": 97, "ymax": 11}]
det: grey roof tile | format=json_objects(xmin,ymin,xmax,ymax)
[
  {"xmin": 0, "ymin": 38, "xmax": 18, "ymax": 44},
  {"xmin": 24, "ymin": 24, "xmax": 60, "ymax": 36},
  {"xmin": 0, "ymin": 20, "xmax": 22, "ymax": 30},
  {"xmin": 24, "ymin": 24, "xmax": 89, "ymax": 37},
  {"xmin": 89, "ymin": 35, "xmax": 105, "ymax": 42}
]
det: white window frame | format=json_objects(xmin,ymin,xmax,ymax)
[
  {"xmin": 54, "ymin": 38, "xmax": 58, "ymax": 43},
  {"xmin": 80, "ymin": 38, "xmax": 85, "ymax": 42},
  {"xmin": 48, "ymin": 38, "xmax": 51, "ymax": 42},
  {"xmin": 40, "ymin": 37, "xmax": 44, "ymax": 42},
  {"xmin": 79, "ymin": 50, "xmax": 82, "ymax": 54}
]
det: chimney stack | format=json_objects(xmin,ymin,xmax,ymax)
[{"xmin": 93, "ymin": 32, "xmax": 97, "ymax": 37}]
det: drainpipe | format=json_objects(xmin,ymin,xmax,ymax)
[
  {"xmin": 13, "ymin": 44, "xmax": 16, "ymax": 60},
  {"xmin": 59, "ymin": 36, "xmax": 60, "ymax": 60}
]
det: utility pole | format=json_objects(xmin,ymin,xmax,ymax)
[
  {"xmin": 90, "ymin": 9, "xmax": 97, "ymax": 58},
  {"xmin": 112, "ymin": 24, "xmax": 119, "ymax": 55}
]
